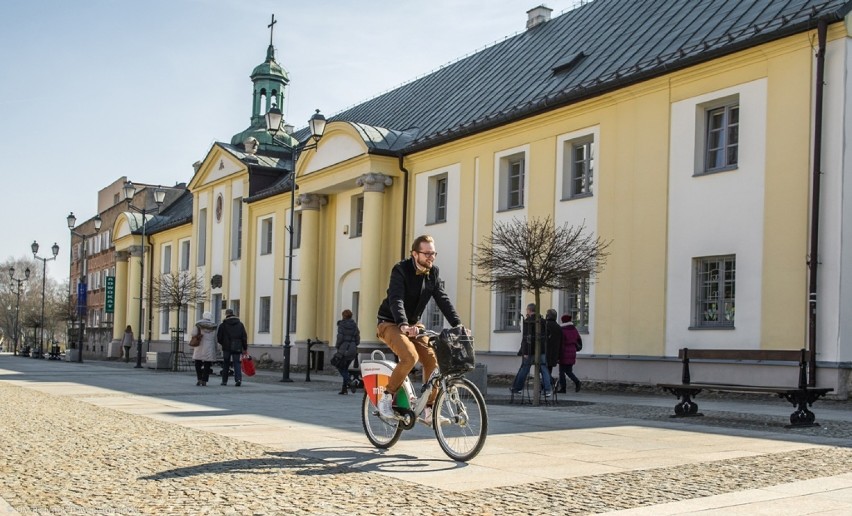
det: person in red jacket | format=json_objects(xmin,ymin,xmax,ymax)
[{"xmin": 558, "ymin": 314, "xmax": 583, "ymax": 393}]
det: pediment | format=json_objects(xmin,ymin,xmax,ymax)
[
  {"xmin": 302, "ymin": 123, "xmax": 368, "ymax": 176},
  {"xmin": 188, "ymin": 144, "xmax": 248, "ymax": 190}
]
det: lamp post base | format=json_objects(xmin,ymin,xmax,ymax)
[{"xmin": 280, "ymin": 342, "xmax": 293, "ymax": 382}]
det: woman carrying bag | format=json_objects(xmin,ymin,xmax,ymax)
[
  {"xmin": 190, "ymin": 311, "xmax": 218, "ymax": 386},
  {"xmin": 334, "ymin": 309, "xmax": 360, "ymax": 395}
]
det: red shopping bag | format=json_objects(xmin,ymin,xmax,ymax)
[{"xmin": 241, "ymin": 354, "xmax": 256, "ymax": 377}]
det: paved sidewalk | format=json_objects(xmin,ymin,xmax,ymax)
[{"xmin": 1, "ymin": 354, "xmax": 851, "ymax": 514}]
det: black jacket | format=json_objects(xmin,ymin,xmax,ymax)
[
  {"xmin": 518, "ymin": 314, "xmax": 537, "ymax": 356},
  {"xmin": 217, "ymin": 316, "xmax": 247, "ymax": 353},
  {"xmin": 335, "ymin": 318, "xmax": 360, "ymax": 359},
  {"xmin": 377, "ymin": 257, "xmax": 461, "ymax": 327},
  {"xmin": 544, "ymin": 317, "xmax": 563, "ymax": 368}
]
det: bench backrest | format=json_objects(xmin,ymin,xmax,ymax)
[
  {"xmin": 678, "ymin": 348, "xmax": 809, "ymax": 389},
  {"xmin": 678, "ymin": 348, "xmax": 809, "ymax": 362}
]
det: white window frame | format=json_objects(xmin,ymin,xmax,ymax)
[
  {"xmin": 179, "ymin": 240, "xmax": 190, "ymax": 271},
  {"xmin": 197, "ymin": 208, "xmax": 207, "ymax": 266},
  {"xmin": 259, "ymin": 296, "xmax": 271, "ymax": 333},
  {"xmin": 293, "ymin": 211, "xmax": 302, "ymax": 250},
  {"xmin": 231, "ymin": 197, "xmax": 243, "ymax": 260},
  {"xmin": 695, "ymin": 95, "xmax": 739, "ymax": 175},
  {"xmin": 562, "ymin": 136, "xmax": 595, "ymax": 199},
  {"xmin": 497, "ymin": 151, "xmax": 527, "ymax": 211},
  {"xmin": 288, "ymin": 295, "xmax": 297, "ymax": 333},
  {"xmin": 162, "ymin": 245, "xmax": 172, "ymax": 274},
  {"xmin": 351, "ymin": 195, "xmax": 364, "ymax": 237},
  {"xmin": 427, "ymin": 174, "xmax": 449, "ymax": 224},
  {"xmin": 260, "ymin": 217, "xmax": 273, "ymax": 255}
]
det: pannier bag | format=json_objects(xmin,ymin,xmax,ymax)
[{"xmin": 435, "ymin": 326, "xmax": 475, "ymax": 375}]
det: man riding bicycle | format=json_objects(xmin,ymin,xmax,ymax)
[{"xmin": 376, "ymin": 235, "xmax": 463, "ymax": 420}]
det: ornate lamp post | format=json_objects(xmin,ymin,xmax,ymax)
[
  {"xmin": 66, "ymin": 212, "xmax": 103, "ymax": 362},
  {"xmin": 8, "ymin": 266, "xmax": 30, "ymax": 356},
  {"xmin": 122, "ymin": 182, "xmax": 166, "ymax": 368},
  {"xmin": 31, "ymin": 240, "xmax": 59, "ymax": 359},
  {"xmin": 265, "ymin": 107, "xmax": 327, "ymax": 382}
]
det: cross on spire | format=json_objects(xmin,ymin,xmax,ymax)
[{"xmin": 268, "ymin": 14, "xmax": 277, "ymax": 46}]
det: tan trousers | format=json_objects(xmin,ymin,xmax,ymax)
[{"xmin": 377, "ymin": 321, "xmax": 438, "ymax": 404}]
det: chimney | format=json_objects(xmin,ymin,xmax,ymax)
[{"xmin": 526, "ymin": 5, "xmax": 553, "ymax": 29}]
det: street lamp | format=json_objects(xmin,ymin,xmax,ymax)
[
  {"xmin": 31, "ymin": 240, "xmax": 59, "ymax": 359},
  {"xmin": 123, "ymin": 182, "xmax": 166, "ymax": 368},
  {"xmin": 66, "ymin": 212, "xmax": 103, "ymax": 363},
  {"xmin": 8, "ymin": 266, "xmax": 30, "ymax": 356},
  {"xmin": 265, "ymin": 107, "xmax": 327, "ymax": 382}
]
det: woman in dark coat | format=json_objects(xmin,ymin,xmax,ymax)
[
  {"xmin": 559, "ymin": 314, "xmax": 583, "ymax": 393},
  {"xmin": 335, "ymin": 309, "xmax": 360, "ymax": 395}
]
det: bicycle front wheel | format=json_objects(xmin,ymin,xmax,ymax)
[
  {"xmin": 433, "ymin": 377, "xmax": 488, "ymax": 461},
  {"xmin": 361, "ymin": 392, "xmax": 403, "ymax": 449}
]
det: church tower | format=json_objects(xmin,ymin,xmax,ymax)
[{"xmin": 231, "ymin": 14, "xmax": 298, "ymax": 150}]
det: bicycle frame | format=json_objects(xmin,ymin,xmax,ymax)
[{"xmin": 361, "ymin": 350, "xmax": 439, "ymax": 422}]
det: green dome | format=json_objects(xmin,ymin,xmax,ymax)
[{"xmin": 251, "ymin": 44, "xmax": 289, "ymax": 82}]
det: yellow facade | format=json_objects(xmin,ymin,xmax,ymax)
[{"xmin": 112, "ymin": 23, "xmax": 849, "ymax": 389}]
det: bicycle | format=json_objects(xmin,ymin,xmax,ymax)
[{"xmin": 360, "ymin": 328, "xmax": 488, "ymax": 462}]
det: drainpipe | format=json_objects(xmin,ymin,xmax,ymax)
[
  {"xmin": 807, "ymin": 19, "xmax": 827, "ymax": 387},
  {"xmin": 398, "ymin": 155, "xmax": 410, "ymax": 259}
]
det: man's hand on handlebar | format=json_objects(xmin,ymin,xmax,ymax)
[{"xmin": 399, "ymin": 324, "xmax": 420, "ymax": 337}]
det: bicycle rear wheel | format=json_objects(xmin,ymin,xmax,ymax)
[
  {"xmin": 433, "ymin": 377, "xmax": 487, "ymax": 461},
  {"xmin": 361, "ymin": 392, "xmax": 403, "ymax": 448}
]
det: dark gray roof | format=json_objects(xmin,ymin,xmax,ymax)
[
  {"xmin": 304, "ymin": 0, "xmax": 850, "ymax": 153},
  {"xmin": 146, "ymin": 189, "xmax": 193, "ymax": 234}
]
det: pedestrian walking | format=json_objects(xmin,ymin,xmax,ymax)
[
  {"xmin": 217, "ymin": 309, "xmax": 248, "ymax": 387},
  {"xmin": 121, "ymin": 325, "xmax": 134, "ymax": 363},
  {"xmin": 510, "ymin": 304, "xmax": 553, "ymax": 397},
  {"xmin": 544, "ymin": 308, "xmax": 563, "ymax": 381},
  {"xmin": 334, "ymin": 309, "xmax": 360, "ymax": 395},
  {"xmin": 191, "ymin": 311, "xmax": 218, "ymax": 386},
  {"xmin": 558, "ymin": 314, "xmax": 583, "ymax": 393}
]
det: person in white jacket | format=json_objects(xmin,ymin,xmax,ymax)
[{"xmin": 191, "ymin": 311, "xmax": 219, "ymax": 386}]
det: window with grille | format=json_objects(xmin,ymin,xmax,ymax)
[
  {"xmin": 693, "ymin": 255, "xmax": 736, "ymax": 328},
  {"xmin": 559, "ymin": 275, "xmax": 590, "ymax": 333},
  {"xmin": 496, "ymin": 288, "xmax": 522, "ymax": 331}
]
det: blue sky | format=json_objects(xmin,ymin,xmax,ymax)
[{"xmin": 0, "ymin": 0, "xmax": 580, "ymax": 281}]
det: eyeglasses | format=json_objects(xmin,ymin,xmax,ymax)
[{"xmin": 416, "ymin": 250, "xmax": 438, "ymax": 258}]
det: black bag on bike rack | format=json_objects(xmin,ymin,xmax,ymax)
[{"xmin": 435, "ymin": 326, "xmax": 475, "ymax": 375}]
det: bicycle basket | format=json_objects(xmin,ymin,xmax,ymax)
[{"xmin": 435, "ymin": 326, "xmax": 475, "ymax": 375}]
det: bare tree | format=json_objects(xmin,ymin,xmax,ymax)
[
  {"xmin": 151, "ymin": 271, "xmax": 208, "ymax": 371},
  {"xmin": 471, "ymin": 216, "xmax": 610, "ymax": 404},
  {"xmin": 150, "ymin": 271, "xmax": 208, "ymax": 331}
]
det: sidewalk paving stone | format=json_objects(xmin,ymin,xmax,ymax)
[{"xmin": 1, "ymin": 354, "xmax": 851, "ymax": 515}]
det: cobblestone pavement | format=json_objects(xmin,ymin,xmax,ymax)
[{"xmin": 2, "ymin": 360, "xmax": 852, "ymax": 515}]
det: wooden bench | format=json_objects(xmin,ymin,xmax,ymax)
[{"xmin": 658, "ymin": 348, "xmax": 833, "ymax": 427}]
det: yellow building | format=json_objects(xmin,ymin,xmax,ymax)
[{"xmin": 114, "ymin": 1, "xmax": 852, "ymax": 396}]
